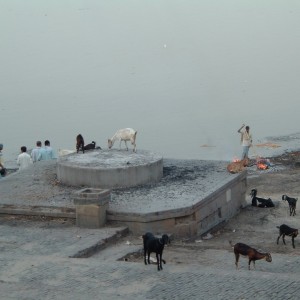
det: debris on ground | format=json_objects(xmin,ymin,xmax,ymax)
[
  {"xmin": 256, "ymin": 157, "xmax": 271, "ymax": 170},
  {"xmin": 227, "ymin": 158, "xmax": 249, "ymax": 174},
  {"xmin": 202, "ymin": 233, "xmax": 213, "ymax": 240},
  {"xmin": 255, "ymin": 142, "xmax": 281, "ymax": 148}
]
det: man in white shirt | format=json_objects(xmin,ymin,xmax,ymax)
[
  {"xmin": 17, "ymin": 146, "xmax": 33, "ymax": 171},
  {"xmin": 238, "ymin": 124, "xmax": 253, "ymax": 160}
]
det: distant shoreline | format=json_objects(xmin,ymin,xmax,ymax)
[{"xmin": 2, "ymin": 130, "xmax": 300, "ymax": 177}]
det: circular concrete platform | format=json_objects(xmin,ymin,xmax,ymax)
[{"xmin": 57, "ymin": 149, "xmax": 163, "ymax": 189}]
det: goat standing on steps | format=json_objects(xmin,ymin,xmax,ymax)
[
  {"xmin": 108, "ymin": 128, "xmax": 137, "ymax": 152},
  {"xmin": 229, "ymin": 241, "xmax": 272, "ymax": 270}
]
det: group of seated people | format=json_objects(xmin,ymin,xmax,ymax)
[
  {"xmin": 0, "ymin": 140, "xmax": 57, "ymax": 176},
  {"xmin": 17, "ymin": 140, "xmax": 57, "ymax": 171}
]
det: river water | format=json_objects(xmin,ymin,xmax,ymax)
[{"xmin": 1, "ymin": 1, "xmax": 300, "ymax": 164}]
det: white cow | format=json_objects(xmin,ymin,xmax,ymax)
[{"xmin": 108, "ymin": 128, "xmax": 137, "ymax": 152}]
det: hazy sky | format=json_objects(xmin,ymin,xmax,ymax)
[{"xmin": 1, "ymin": 1, "xmax": 300, "ymax": 161}]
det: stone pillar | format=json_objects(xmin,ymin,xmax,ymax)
[{"xmin": 74, "ymin": 188, "xmax": 110, "ymax": 228}]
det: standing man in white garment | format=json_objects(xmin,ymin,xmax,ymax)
[{"xmin": 238, "ymin": 124, "xmax": 253, "ymax": 160}]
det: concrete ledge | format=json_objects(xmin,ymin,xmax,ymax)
[
  {"xmin": 0, "ymin": 157, "xmax": 248, "ymax": 239},
  {"xmin": 69, "ymin": 226, "xmax": 129, "ymax": 258},
  {"xmin": 0, "ymin": 205, "xmax": 76, "ymax": 218},
  {"xmin": 107, "ymin": 171, "xmax": 247, "ymax": 237}
]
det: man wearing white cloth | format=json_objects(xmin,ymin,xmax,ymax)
[
  {"xmin": 238, "ymin": 124, "xmax": 253, "ymax": 160},
  {"xmin": 17, "ymin": 146, "xmax": 33, "ymax": 171}
]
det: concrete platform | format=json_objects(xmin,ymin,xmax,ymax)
[
  {"xmin": 57, "ymin": 149, "xmax": 163, "ymax": 188},
  {"xmin": 108, "ymin": 159, "xmax": 247, "ymax": 237},
  {"xmin": 0, "ymin": 158, "xmax": 247, "ymax": 238}
]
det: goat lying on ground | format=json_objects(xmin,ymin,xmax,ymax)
[
  {"xmin": 108, "ymin": 128, "xmax": 137, "ymax": 152},
  {"xmin": 84, "ymin": 141, "xmax": 97, "ymax": 151},
  {"xmin": 250, "ymin": 189, "xmax": 274, "ymax": 207},
  {"xmin": 282, "ymin": 195, "xmax": 298, "ymax": 216},
  {"xmin": 76, "ymin": 134, "xmax": 85, "ymax": 153},
  {"xmin": 143, "ymin": 232, "xmax": 170, "ymax": 271},
  {"xmin": 277, "ymin": 224, "xmax": 298, "ymax": 249},
  {"xmin": 229, "ymin": 241, "xmax": 272, "ymax": 270}
]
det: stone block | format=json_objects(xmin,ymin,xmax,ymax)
[
  {"xmin": 76, "ymin": 204, "xmax": 108, "ymax": 228},
  {"xmin": 74, "ymin": 188, "xmax": 111, "ymax": 205},
  {"xmin": 74, "ymin": 188, "xmax": 110, "ymax": 228}
]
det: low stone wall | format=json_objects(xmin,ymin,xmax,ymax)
[
  {"xmin": 107, "ymin": 171, "xmax": 247, "ymax": 237},
  {"xmin": 57, "ymin": 150, "xmax": 163, "ymax": 189}
]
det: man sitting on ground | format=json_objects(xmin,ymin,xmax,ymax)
[
  {"xmin": 0, "ymin": 143, "xmax": 6, "ymax": 177},
  {"xmin": 17, "ymin": 146, "xmax": 33, "ymax": 171},
  {"xmin": 44, "ymin": 140, "xmax": 56, "ymax": 160}
]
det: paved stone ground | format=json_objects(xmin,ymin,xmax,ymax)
[
  {"xmin": 1, "ymin": 216, "xmax": 300, "ymax": 300},
  {"xmin": 1, "ymin": 151, "xmax": 300, "ymax": 299}
]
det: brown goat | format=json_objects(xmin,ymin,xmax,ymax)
[
  {"xmin": 76, "ymin": 134, "xmax": 85, "ymax": 153},
  {"xmin": 229, "ymin": 241, "xmax": 272, "ymax": 270}
]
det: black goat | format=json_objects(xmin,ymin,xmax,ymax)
[
  {"xmin": 229, "ymin": 241, "xmax": 272, "ymax": 270},
  {"xmin": 277, "ymin": 224, "xmax": 298, "ymax": 249},
  {"xmin": 250, "ymin": 189, "xmax": 274, "ymax": 207},
  {"xmin": 76, "ymin": 134, "xmax": 85, "ymax": 153},
  {"xmin": 143, "ymin": 232, "xmax": 170, "ymax": 271},
  {"xmin": 282, "ymin": 195, "xmax": 297, "ymax": 216},
  {"xmin": 84, "ymin": 141, "xmax": 96, "ymax": 151}
]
